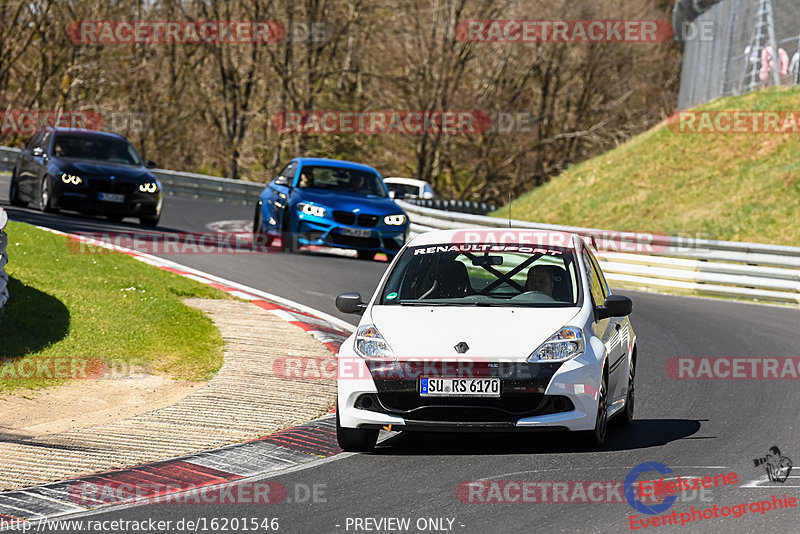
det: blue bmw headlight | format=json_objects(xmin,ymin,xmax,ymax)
[
  {"xmin": 298, "ymin": 202, "xmax": 327, "ymax": 218},
  {"xmin": 384, "ymin": 214, "xmax": 407, "ymax": 225}
]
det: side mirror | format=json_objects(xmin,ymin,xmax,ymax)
[
  {"xmin": 595, "ymin": 295, "xmax": 633, "ymax": 320},
  {"xmin": 336, "ymin": 292, "xmax": 367, "ymax": 315},
  {"xmin": 274, "ymin": 175, "xmax": 291, "ymax": 187},
  {"xmin": 32, "ymin": 147, "xmax": 44, "ymax": 157},
  {"xmin": 145, "ymin": 160, "xmax": 157, "ymax": 168}
]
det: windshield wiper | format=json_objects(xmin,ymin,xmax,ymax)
[
  {"xmin": 399, "ymin": 300, "xmax": 496, "ymax": 307},
  {"xmin": 399, "ymin": 300, "xmax": 463, "ymax": 306}
]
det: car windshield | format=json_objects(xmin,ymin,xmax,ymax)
[
  {"xmin": 52, "ymin": 134, "xmax": 142, "ymax": 166},
  {"xmin": 386, "ymin": 183, "xmax": 420, "ymax": 196},
  {"xmin": 380, "ymin": 243, "xmax": 581, "ymax": 307},
  {"xmin": 298, "ymin": 165, "xmax": 387, "ymax": 197}
]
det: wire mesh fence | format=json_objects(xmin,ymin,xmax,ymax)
[{"xmin": 674, "ymin": 0, "xmax": 800, "ymax": 109}]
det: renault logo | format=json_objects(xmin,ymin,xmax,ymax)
[{"xmin": 454, "ymin": 342, "xmax": 469, "ymax": 354}]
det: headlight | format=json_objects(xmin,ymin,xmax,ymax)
[
  {"xmin": 354, "ymin": 324, "xmax": 394, "ymax": 358},
  {"xmin": 298, "ymin": 202, "xmax": 327, "ymax": 218},
  {"xmin": 527, "ymin": 326, "xmax": 584, "ymax": 362},
  {"xmin": 384, "ymin": 214, "xmax": 407, "ymax": 225},
  {"xmin": 139, "ymin": 182, "xmax": 158, "ymax": 193},
  {"xmin": 60, "ymin": 173, "xmax": 82, "ymax": 185}
]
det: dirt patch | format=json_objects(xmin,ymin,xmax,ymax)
[{"xmin": 0, "ymin": 375, "xmax": 205, "ymax": 440}]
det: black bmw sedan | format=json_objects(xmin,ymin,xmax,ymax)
[{"xmin": 8, "ymin": 128, "xmax": 162, "ymax": 226}]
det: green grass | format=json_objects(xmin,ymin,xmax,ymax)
[
  {"xmin": 0, "ymin": 221, "xmax": 228, "ymax": 392},
  {"xmin": 493, "ymin": 87, "xmax": 800, "ymax": 246}
]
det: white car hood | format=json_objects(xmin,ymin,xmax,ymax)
[{"xmin": 367, "ymin": 305, "xmax": 581, "ymax": 360}]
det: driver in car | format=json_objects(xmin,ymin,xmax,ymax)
[
  {"xmin": 526, "ymin": 265, "xmax": 555, "ymax": 298},
  {"xmin": 299, "ymin": 172, "xmax": 314, "ymax": 188},
  {"xmin": 349, "ymin": 174, "xmax": 366, "ymax": 193}
]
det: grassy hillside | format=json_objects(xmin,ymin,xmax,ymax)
[{"xmin": 493, "ymin": 87, "xmax": 800, "ymax": 246}]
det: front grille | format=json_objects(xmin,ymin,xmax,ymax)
[
  {"xmin": 333, "ymin": 211, "xmax": 356, "ymax": 225},
  {"xmin": 88, "ymin": 179, "xmax": 136, "ymax": 195},
  {"xmin": 360, "ymin": 392, "xmax": 573, "ymax": 423},
  {"xmin": 330, "ymin": 233, "xmax": 380, "ymax": 249},
  {"xmin": 356, "ymin": 214, "xmax": 379, "ymax": 227}
]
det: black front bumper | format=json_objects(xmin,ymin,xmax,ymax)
[
  {"xmin": 354, "ymin": 361, "xmax": 573, "ymax": 428},
  {"xmin": 56, "ymin": 190, "xmax": 160, "ymax": 216}
]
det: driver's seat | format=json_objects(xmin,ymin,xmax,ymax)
[{"xmin": 428, "ymin": 261, "xmax": 472, "ymax": 299}]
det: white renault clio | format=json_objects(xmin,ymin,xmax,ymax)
[{"xmin": 335, "ymin": 229, "xmax": 636, "ymax": 451}]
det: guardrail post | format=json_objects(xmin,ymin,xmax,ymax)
[{"xmin": 0, "ymin": 207, "xmax": 9, "ymax": 313}]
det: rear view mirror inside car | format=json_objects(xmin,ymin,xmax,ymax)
[{"xmin": 472, "ymin": 255, "xmax": 503, "ymax": 267}]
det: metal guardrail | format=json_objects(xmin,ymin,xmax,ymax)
[
  {"xmin": 398, "ymin": 200, "xmax": 800, "ymax": 305},
  {"xmin": 0, "ymin": 146, "xmax": 264, "ymax": 204},
  {"xmin": 0, "ymin": 208, "xmax": 8, "ymax": 312},
  {"xmin": 402, "ymin": 198, "xmax": 496, "ymax": 216},
  {"xmin": 150, "ymin": 169, "xmax": 263, "ymax": 205},
  {"xmin": 0, "ymin": 146, "xmax": 19, "ymax": 173}
]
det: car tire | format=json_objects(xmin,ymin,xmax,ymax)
[
  {"xmin": 140, "ymin": 215, "xmax": 159, "ymax": 227},
  {"xmin": 253, "ymin": 201, "xmax": 272, "ymax": 249},
  {"xmin": 356, "ymin": 250, "xmax": 376, "ymax": 261},
  {"xmin": 37, "ymin": 176, "xmax": 56, "ymax": 213},
  {"xmin": 336, "ymin": 407, "xmax": 378, "ymax": 452},
  {"xmin": 253, "ymin": 201, "xmax": 263, "ymax": 236},
  {"xmin": 8, "ymin": 171, "xmax": 26, "ymax": 207},
  {"xmin": 618, "ymin": 354, "xmax": 635, "ymax": 425},
  {"xmin": 281, "ymin": 212, "xmax": 296, "ymax": 253},
  {"xmin": 583, "ymin": 369, "xmax": 608, "ymax": 448}
]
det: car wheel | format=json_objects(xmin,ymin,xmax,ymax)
[
  {"xmin": 139, "ymin": 215, "xmax": 159, "ymax": 227},
  {"xmin": 619, "ymin": 354, "xmax": 635, "ymax": 425},
  {"xmin": 252, "ymin": 201, "xmax": 272, "ymax": 249},
  {"xmin": 253, "ymin": 201, "xmax": 263, "ymax": 236},
  {"xmin": 281, "ymin": 212, "xmax": 296, "ymax": 252},
  {"xmin": 584, "ymin": 369, "xmax": 608, "ymax": 448},
  {"xmin": 356, "ymin": 250, "xmax": 376, "ymax": 261},
  {"xmin": 336, "ymin": 407, "xmax": 378, "ymax": 452},
  {"xmin": 8, "ymin": 171, "xmax": 26, "ymax": 207},
  {"xmin": 38, "ymin": 176, "xmax": 56, "ymax": 213}
]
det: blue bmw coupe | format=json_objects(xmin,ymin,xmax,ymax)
[{"xmin": 253, "ymin": 158, "xmax": 409, "ymax": 260}]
